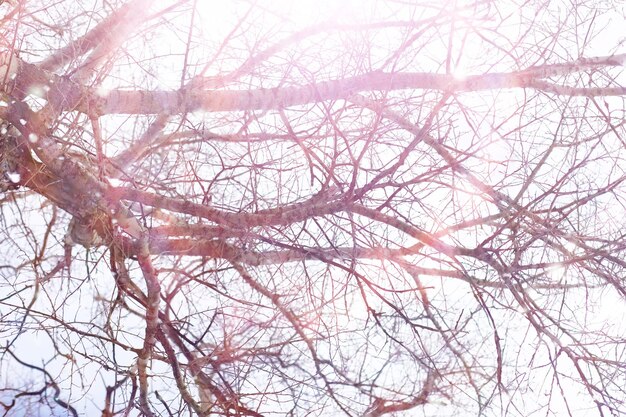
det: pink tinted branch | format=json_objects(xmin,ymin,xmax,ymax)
[
  {"xmin": 135, "ymin": 239, "xmax": 161, "ymax": 417},
  {"xmin": 39, "ymin": 0, "xmax": 153, "ymax": 72},
  {"xmin": 3, "ymin": 52, "xmax": 624, "ymax": 116}
]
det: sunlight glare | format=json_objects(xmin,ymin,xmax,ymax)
[{"xmin": 547, "ymin": 264, "xmax": 566, "ymax": 281}]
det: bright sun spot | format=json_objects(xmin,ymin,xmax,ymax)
[
  {"xmin": 453, "ymin": 65, "xmax": 469, "ymax": 80},
  {"xmin": 547, "ymin": 264, "xmax": 566, "ymax": 281}
]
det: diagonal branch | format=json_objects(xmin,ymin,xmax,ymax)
[{"xmin": 39, "ymin": 0, "xmax": 153, "ymax": 73}]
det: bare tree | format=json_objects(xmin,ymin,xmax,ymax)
[{"xmin": 1, "ymin": 0, "xmax": 625, "ymax": 416}]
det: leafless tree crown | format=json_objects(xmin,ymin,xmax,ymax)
[{"xmin": 1, "ymin": 1, "xmax": 625, "ymax": 416}]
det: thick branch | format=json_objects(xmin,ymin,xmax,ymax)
[
  {"xmin": 136, "ymin": 239, "xmax": 161, "ymax": 417},
  {"xmin": 111, "ymin": 186, "xmax": 346, "ymax": 228},
  {"xmin": 3, "ymin": 52, "xmax": 624, "ymax": 116}
]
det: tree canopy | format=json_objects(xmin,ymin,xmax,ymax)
[{"xmin": 1, "ymin": 1, "xmax": 626, "ymax": 416}]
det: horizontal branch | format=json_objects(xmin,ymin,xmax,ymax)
[
  {"xmin": 111, "ymin": 187, "xmax": 346, "ymax": 228},
  {"xmin": 96, "ymin": 58, "xmax": 626, "ymax": 114},
  {"xmin": 2, "ymin": 52, "xmax": 624, "ymax": 115},
  {"xmin": 140, "ymin": 238, "xmax": 591, "ymax": 290}
]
